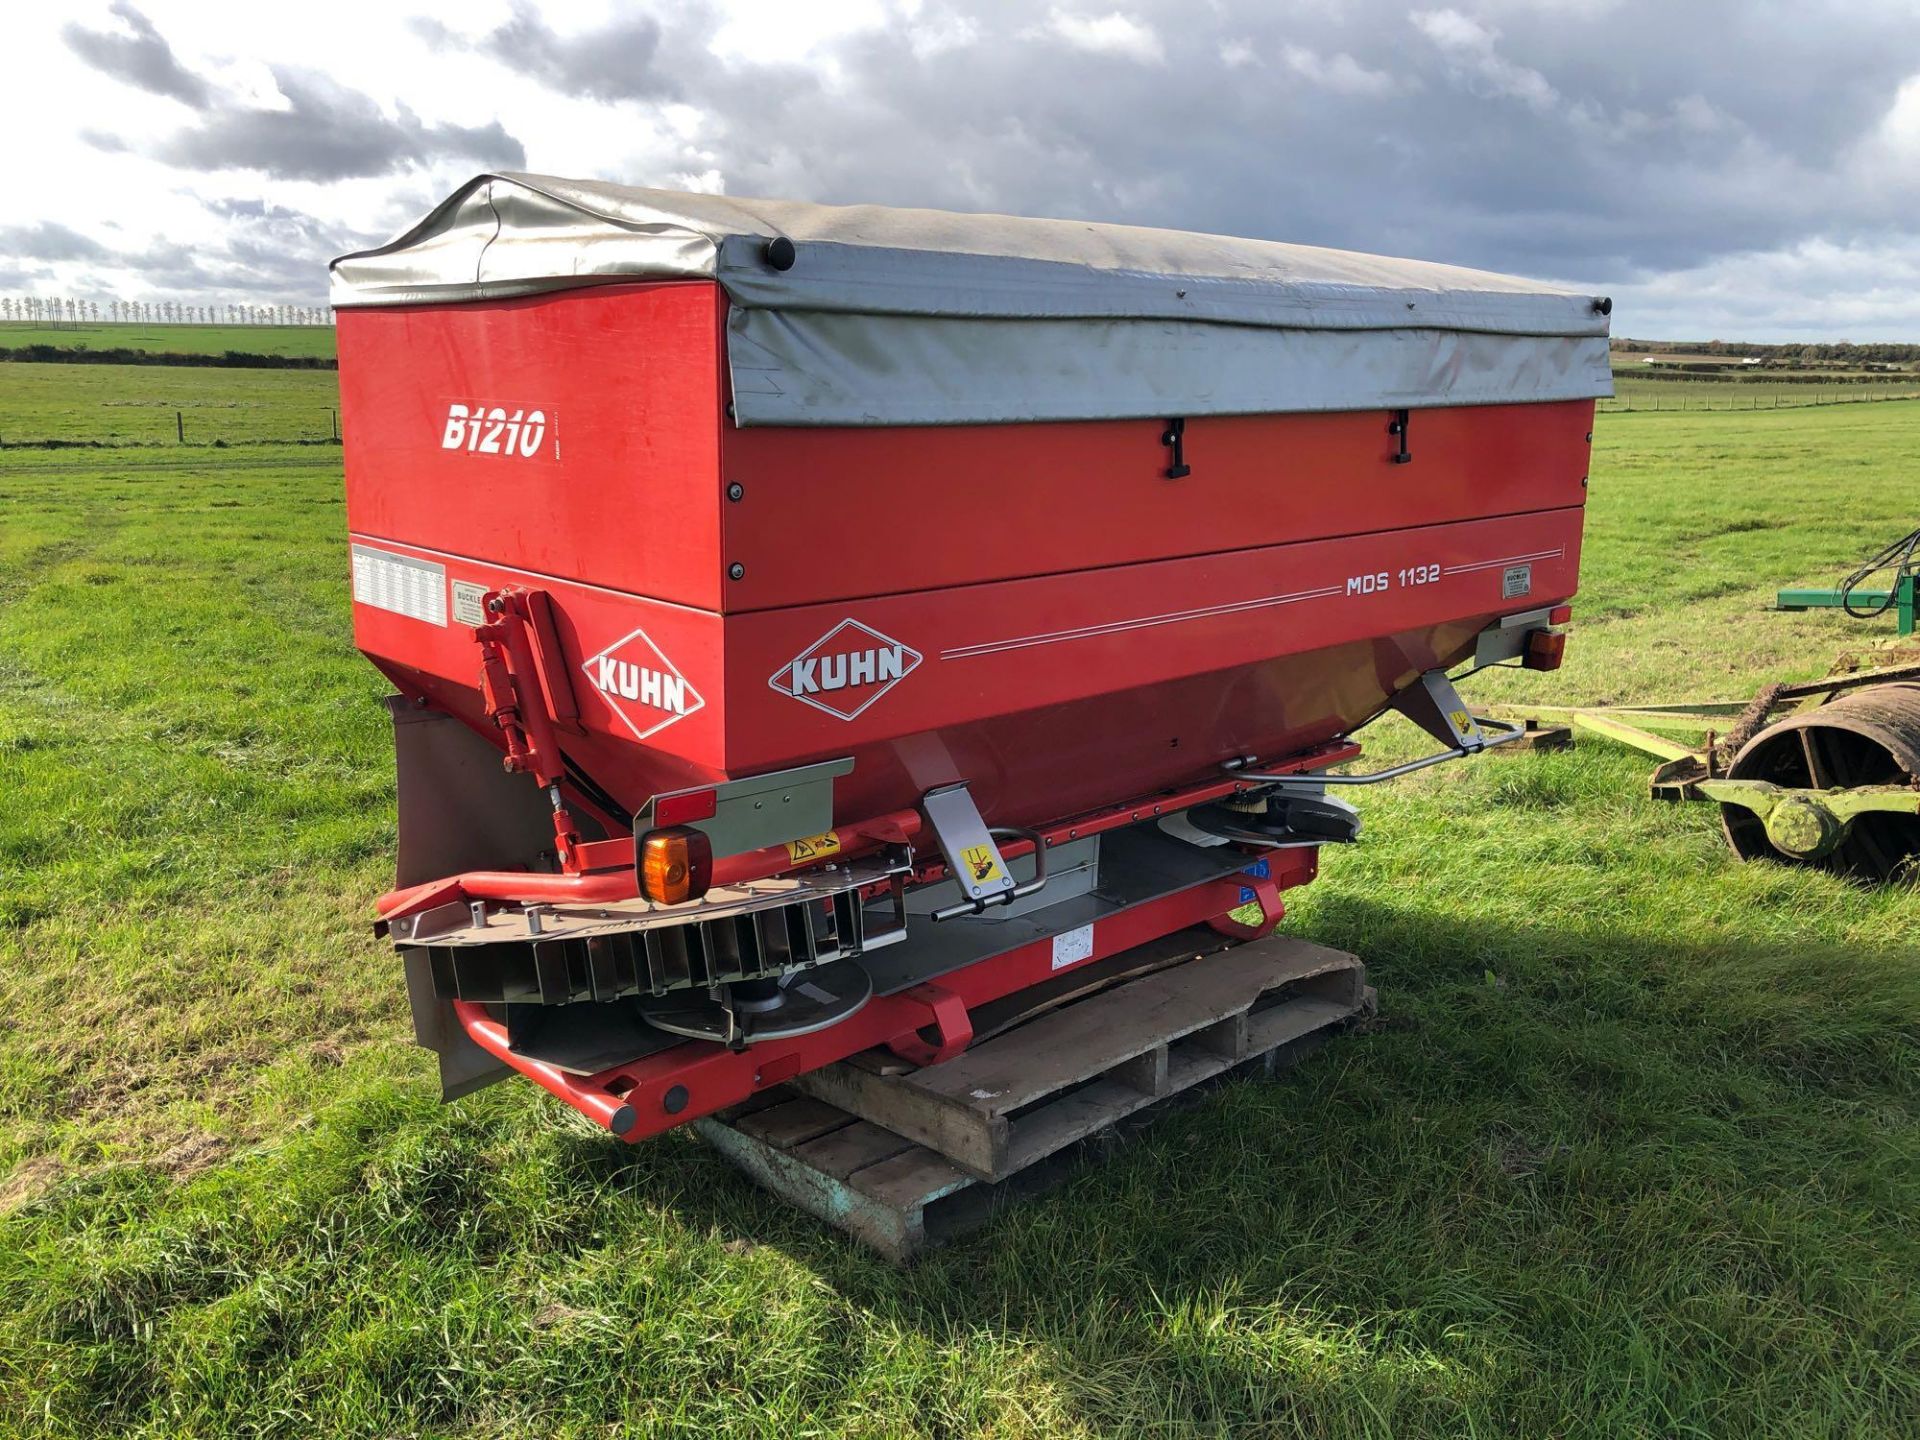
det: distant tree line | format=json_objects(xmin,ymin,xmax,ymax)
[
  {"xmin": 0, "ymin": 296, "xmax": 332, "ymax": 326},
  {"xmin": 0, "ymin": 343, "xmax": 334, "ymax": 370},
  {"xmin": 1612, "ymin": 337, "xmax": 1920, "ymax": 366}
]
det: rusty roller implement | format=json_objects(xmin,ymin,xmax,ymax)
[
  {"xmin": 1703, "ymin": 683, "xmax": 1920, "ymax": 881},
  {"xmin": 328, "ymin": 173, "xmax": 1607, "ymax": 1140}
]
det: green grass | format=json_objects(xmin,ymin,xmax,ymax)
[
  {"xmin": 0, "ymin": 362, "xmax": 340, "ymax": 446},
  {"xmin": 0, "ymin": 322, "xmax": 335, "ymax": 360},
  {"xmin": 1, "ymin": 401, "xmax": 1917, "ymax": 1436}
]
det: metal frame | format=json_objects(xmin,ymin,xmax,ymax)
[
  {"xmin": 1224, "ymin": 719, "xmax": 1526, "ymax": 787},
  {"xmin": 1776, "ymin": 576, "xmax": 1917, "ymax": 638},
  {"xmin": 643, "ymin": 757, "xmax": 854, "ymax": 858},
  {"xmin": 449, "ymin": 845, "xmax": 1321, "ymax": 1142},
  {"xmin": 1224, "ymin": 667, "xmax": 1528, "ymax": 788},
  {"xmin": 1696, "ymin": 778, "xmax": 1920, "ymax": 861},
  {"xmin": 1489, "ymin": 659, "xmax": 1920, "ymax": 801}
]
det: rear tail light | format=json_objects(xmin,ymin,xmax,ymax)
[
  {"xmin": 1524, "ymin": 629, "xmax": 1567, "ymax": 671},
  {"xmin": 638, "ymin": 826, "xmax": 713, "ymax": 904},
  {"xmin": 1549, "ymin": 604, "xmax": 1573, "ymax": 625}
]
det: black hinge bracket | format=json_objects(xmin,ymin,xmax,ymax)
[
  {"xmin": 1388, "ymin": 409, "xmax": 1412, "ymax": 464},
  {"xmin": 1162, "ymin": 417, "xmax": 1191, "ymax": 479}
]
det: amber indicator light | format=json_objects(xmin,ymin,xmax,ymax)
[
  {"xmin": 638, "ymin": 826, "xmax": 714, "ymax": 904},
  {"xmin": 1524, "ymin": 630, "xmax": 1567, "ymax": 672}
]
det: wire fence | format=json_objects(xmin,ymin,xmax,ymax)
[
  {"xmin": 1599, "ymin": 384, "xmax": 1920, "ymax": 414},
  {"xmin": 0, "ymin": 409, "xmax": 343, "ymax": 450}
]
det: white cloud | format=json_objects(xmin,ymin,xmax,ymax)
[
  {"xmin": 1875, "ymin": 73, "xmax": 1920, "ymax": 153},
  {"xmin": 7, "ymin": 0, "xmax": 1920, "ymax": 340},
  {"xmin": 706, "ymin": 0, "xmax": 889, "ymax": 66},
  {"xmin": 906, "ymin": 12, "xmax": 980, "ymax": 59},
  {"xmin": 1670, "ymin": 93, "xmax": 1733, "ymax": 133},
  {"xmin": 1413, "ymin": 8, "xmax": 1557, "ymax": 111},
  {"xmin": 1609, "ymin": 236, "xmax": 1920, "ymax": 340},
  {"xmin": 1039, "ymin": 10, "xmax": 1165, "ymax": 64},
  {"xmin": 1219, "ymin": 38, "xmax": 1256, "ymax": 68},
  {"xmin": 1282, "ymin": 44, "xmax": 1395, "ymax": 96}
]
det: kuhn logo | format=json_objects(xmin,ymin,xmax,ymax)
[
  {"xmin": 769, "ymin": 619, "xmax": 922, "ymax": 721},
  {"xmin": 582, "ymin": 628, "xmax": 704, "ymax": 741}
]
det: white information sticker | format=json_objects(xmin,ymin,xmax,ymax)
[
  {"xmin": 351, "ymin": 545, "xmax": 446, "ymax": 626},
  {"xmin": 1050, "ymin": 924, "xmax": 1095, "ymax": 971},
  {"xmin": 1502, "ymin": 563, "xmax": 1533, "ymax": 600}
]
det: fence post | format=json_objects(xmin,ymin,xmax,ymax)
[
  {"xmin": 176, "ymin": 410, "xmax": 184, "ymax": 443},
  {"xmin": 331, "ymin": 409, "xmax": 339, "ymax": 442}
]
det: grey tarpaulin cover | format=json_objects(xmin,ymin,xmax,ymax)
[{"xmin": 330, "ymin": 172, "xmax": 1613, "ymax": 427}]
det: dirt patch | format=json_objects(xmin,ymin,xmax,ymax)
[
  {"xmin": 0, "ymin": 1155, "xmax": 66, "ymax": 1216},
  {"xmin": 153, "ymin": 1132, "xmax": 230, "ymax": 1181},
  {"xmin": 1488, "ymin": 1124, "xmax": 1570, "ymax": 1179},
  {"xmin": 60, "ymin": 1046, "xmax": 267, "ymax": 1125},
  {"xmin": 530, "ymin": 1301, "xmax": 592, "ymax": 1329}
]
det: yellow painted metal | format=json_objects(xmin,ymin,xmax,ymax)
[{"xmin": 1566, "ymin": 711, "xmax": 1699, "ymax": 762}]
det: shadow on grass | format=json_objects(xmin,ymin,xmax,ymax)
[
  {"xmin": 523, "ymin": 893, "xmax": 1920, "ymax": 1434},
  {"xmin": 5, "ymin": 893, "xmax": 1915, "ymax": 1436}
]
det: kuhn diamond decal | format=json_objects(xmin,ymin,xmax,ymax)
[
  {"xmin": 769, "ymin": 619, "xmax": 922, "ymax": 721},
  {"xmin": 582, "ymin": 627, "xmax": 705, "ymax": 741}
]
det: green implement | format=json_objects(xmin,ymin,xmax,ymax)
[
  {"xmin": 1496, "ymin": 666, "xmax": 1920, "ymax": 880},
  {"xmin": 1696, "ymin": 780, "xmax": 1920, "ymax": 862},
  {"xmin": 1775, "ymin": 576, "xmax": 1916, "ymax": 637}
]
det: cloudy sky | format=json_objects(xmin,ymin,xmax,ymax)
[{"xmin": 4, "ymin": 0, "xmax": 1919, "ymax": 339}]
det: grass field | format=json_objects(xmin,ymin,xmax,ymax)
[
  {"xmin": 1, "ymin": 398, "xmax": 1918, "ymax": 1436},
  {"xmin": 0, "ymin": 362, "xmax": 340, "ymax": 446},
  {"xmin": 0, "ymin": 322, "xmax": 335, "ymax": 360}
]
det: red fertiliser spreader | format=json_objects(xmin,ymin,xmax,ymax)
[{"xmin": 329, "ymin": 174, "xmax": 1610, "ymax": 1141}]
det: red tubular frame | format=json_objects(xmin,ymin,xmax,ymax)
[
  {"xmin": 410, "ymin": 740, "xmax": 1358, "ymax": 1139},
  {"xmin": 377, "ymin": 739, "xmax": 1358, "ymax": 923},
  {"xmin": 375, "ymin": 808, "xmax": 927, "ymax": 920},
  {"xmin": 455, "ymin": 849, "xmax": 1319, "ymax": 1141},
  {"xmin": 453, "ymin": 1000, "xmax": 640, "ymax": 1135}
]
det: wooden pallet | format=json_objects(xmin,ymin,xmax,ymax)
[{"xmin": 696, "ymin": 929, "xmax": 1371, "ymax": 1262}]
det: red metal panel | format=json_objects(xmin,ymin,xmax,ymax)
[
  {"xmin": 351, "ymin": 505, "xmax": 1576, "ymax": 829},
  {"xmin": 337, "ymin": 282, "xmax": 728, "ymax": 610},
  {"xmin": 726, "ymin": 506, "xmax": 1581, "ymax": 758},
  {"xmin": 339, "ymin": 281, "xmax": 1589, "ymax": 839},
  {"xmin": 349, "ymin": 534, "xmax": 731, "ymax": 782},
  {"xmin": 721, "ymin": 401, "xmax": 1594, "ymax": 609},
  {"xmin": 780, "ymin": 636, "xmax": 1463, "ymax": 829}
]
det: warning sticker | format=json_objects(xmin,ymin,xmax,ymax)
[
  {"xmin": 1502, "ymin": 564, "xmax": 1533, "ymax": 600},
  {"xmin": 1449, "ymin": 707, "xmax": 1481, "ymax": 739},
  {"xmin": 1050, "ymin": 924, "xmax": 1095, "ymax": 971},
  {"xmin": 785, "ymin": 831, "xmax": 842, "ymax": 864},
  {"xmin": 959, "ymin": 843, "xmax": 1007, "ymax": 889}
]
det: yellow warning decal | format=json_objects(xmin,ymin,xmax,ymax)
[
  {"xmin": 1449, "ymin": 708, "xmax": 1479, "ymax": 737},
  {"xmin": 785, "ymin": 831, "xmax": 842, "ymax": 864},
  {"xmin": 959, "ymin": 843, "xmax": 1007, "ymax": 887}
]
